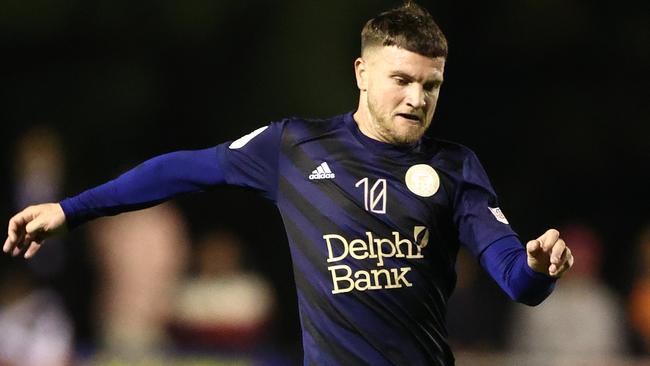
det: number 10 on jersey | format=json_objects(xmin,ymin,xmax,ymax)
[{"xmin": 355, "ymin": 178, "xmax": 387, "ymax": 214}]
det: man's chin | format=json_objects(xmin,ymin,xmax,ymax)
[
  {"xmin": 393, "ymin": 124, "xmax": 425, "ymax": 144},
  {"xmin": 390, "ymin": 130, "xmax": 423, "ymax": 145}
]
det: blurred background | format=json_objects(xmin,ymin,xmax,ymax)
[{"xmin": 0, "ymin": 0, "xmax": 648, "ymax": 365}]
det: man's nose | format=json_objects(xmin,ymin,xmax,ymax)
[{"xmin": 405, "ymin": 84, "xmax": 426, "ymax": 109}]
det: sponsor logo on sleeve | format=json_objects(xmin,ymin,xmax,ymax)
[{"xmin": 488, "ymin": 207, "xmax": 509, "ymax": 224}]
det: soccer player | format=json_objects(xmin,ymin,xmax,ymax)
[{"xmin": 4, "ymin": 2, "xmax": 573, "ymax": 365}]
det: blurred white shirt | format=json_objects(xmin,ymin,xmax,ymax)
[{"xmin": 0, "ymin": 289, "xmax": 73, "ymax": 366}]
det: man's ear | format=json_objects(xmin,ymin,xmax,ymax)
[{"xmin": 354, "ymin": 57, "xmax": 368, "ymax": 91}]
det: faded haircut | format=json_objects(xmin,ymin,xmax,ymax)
[{"xmin": 361, "ymin": 1, "xmax": 448, "ymax": 59}]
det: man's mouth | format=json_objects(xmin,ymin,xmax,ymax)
[{"xmin": 396, "ymin": 113, "xmax": 421, "ymax": 123}]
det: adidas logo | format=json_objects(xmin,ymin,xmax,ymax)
[{"xmin": 309, "ymin": 162, "xmax": 336, "ymax": 180}]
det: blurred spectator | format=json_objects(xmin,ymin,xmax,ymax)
[
  {"xmin": 0, "ymin": 263, "xmax": 73, "ymax": 366},
  {"xmin": 14, "ymin": 126, "xmax": 65, "ymax": 208},
  {"xmin": 507, "ymin": 223, "xmax": 625, "ymax": 362},
  {"xmin": 13, "ymin": 126, "xmax": 67, "ymax": 278},
  {"xmin": 0, "ymin": 126, "xmax": 74, "ymax": 365},
  {"xmin": 447, "ymin": 247, "xmax": 510, "ymax": 351},
  {"xmin": 629, "ymin": 224, "xmax": 650, "ymax": 354},
  {"xmin": 87, "ymin": 203, "xmax": 190, "ymax": 357},
  {"xmin": 169, "ymin": 229, "xmax": 275, "ymax": 352}
]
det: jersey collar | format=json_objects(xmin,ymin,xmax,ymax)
[{"xmin": 343, "ymin": 111, "xmax": 424, "ymax": 158}]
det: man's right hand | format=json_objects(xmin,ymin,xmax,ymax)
[{"xmin": 3, "ymin": 203, "xmax": 67, "ymax": 259}]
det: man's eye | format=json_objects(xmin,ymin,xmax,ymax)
[
  {"xmin": 424, "ymin": 82, "xmax": 441, "ymax": 92},
  {"xmin": 394, "ymin": 78, "xmax": 409, "ymax": 85}
]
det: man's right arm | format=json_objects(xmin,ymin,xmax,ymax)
[
  {"xmin": 61, "ymin": 148, "xmax": 224, "ymax": 229},
  {"xmin": 4, "ymin": 147, "xmax": 224, "ymax": 258},
  {"xmin": 5, "ymin": 119, "xmax": 285, "ymax": 260}
]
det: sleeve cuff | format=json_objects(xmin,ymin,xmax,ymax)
[
  {"xmin": 523, "ymin": 261, "xmax": 557, "ymax": 282},
  {"xmin": 59, "ymin": 197, "xmax": 80, "ymax": 230}
]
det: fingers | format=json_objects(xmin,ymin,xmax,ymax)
[
  {"xmin": 10, "ymin": 238, "xmax": 44, "ymax": 259},
  {"xmin": 552, "ymin": 247, "xmax": 574, "ymax": 278},
  {"xmin": 535, "ymin": 229, "xmax": 564, "ymax": 274},
  {"xmin": 3, "ymin": 236, "xmax": 14, "ymax": 254},
  {"xmin": 4, "ymin": 206, "xmax": 45, "ymax": 257},
  {"xmin": 548, "ymin": 238, "xmax": 567, "ymax": 274},
  {"xmin": 7, "ymin": 228, "xmax": 44, "ymax": 259},
  {"xmin": 526, "ymin": 239, "xmax": 543, "ymax": 256},
  {"xmin": 537, "ymin": 229, "xmax": 560, "ymax": 251},
  {"xmin": 5, "ymin": 215, "xmax": 21, "ymax": 252},
  {"xmin": 4, "ymin": 210, "xmax": 32, "ymax": 254},
  {"xmin": 25, "ymin": 217, "xmax": 45, "ymax": 240},
  {"xmin": 4, "ymin": 204, "xmax": 62, "ymax": 260},
  {"xmin": 24, "ymin": 241, "xmax": 43, "ymax": 259},
  {"xmin": 11, "ymin": 232, "xmax": 31, "ymax": 257},
  {"xmin": 550, "ymin": 238, "xmax": 566, "ymax": 264},
  {"xmin": 527, "ymin": 228, "xmax": 575, "ymax": 277}
]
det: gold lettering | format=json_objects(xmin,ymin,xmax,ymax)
[
  {"xmin": 328, "ymin": 265, "xmax": 354, "ymax": 294},
  {"xmin": 324, "ymin": 234, "xmax": 349, "ymax": 263},
  {"xmin": 391, "ymin": 267, "xmax": 413, "ymax": 287},
  {"xmin": 366, "ymin": 232, "xmax": 377, "ymax": 258},
  {"xmin": 374, "ymin": 238, "xmax": 396, "ymax": 266},
  {"xmin": 348, "ymin": 239, "xmax": 369, "ymax": 260},
  {"xmin": 371, "ymin": 268, "xmax": 393, "ymax": 287}
]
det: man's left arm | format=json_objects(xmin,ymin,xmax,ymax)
[{"xmin": 479, "ymin": 229, "xmax": 574, "ymax": 306}]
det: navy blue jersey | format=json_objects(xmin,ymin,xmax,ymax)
[
  {"xmin": 216, "ymin": 112, "xmax": 516, "ymax": 365},
  {"xmin": 61, "ymin": 110, "xmax": 553, "ymax": 364}
]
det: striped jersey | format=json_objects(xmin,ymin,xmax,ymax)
[{"xmin": 215, "ymin": 112, "xmax": 516, "ymax": 365}]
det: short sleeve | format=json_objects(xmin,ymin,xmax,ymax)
[
  {"xmin": 215, "ymin": 120, "xmax": 286, "ymax": 202},
  {"xmin": 453, "ymin": 149, "xmax": 517, "ymax": 257}
]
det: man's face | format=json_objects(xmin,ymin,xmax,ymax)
[{"xmin": 355, "ymin": 46, "xmax": 445, "ymax": 145}]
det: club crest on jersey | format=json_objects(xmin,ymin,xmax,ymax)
[
  {"xmin": 405, "ymin": 164, "xmax": 440, "ymax": 197},
  {"xmin": 309, "ymin": 162, "xmax": 336, "ymax": 180}
]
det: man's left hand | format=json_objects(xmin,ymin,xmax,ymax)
[{"xmin": 526, "ymin": 229, "xmax": 574, "ymax": 278}]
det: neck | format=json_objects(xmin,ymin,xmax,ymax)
[{"xmin": 353, "ymin": 94, "xmax": 381, "ymax": 142}]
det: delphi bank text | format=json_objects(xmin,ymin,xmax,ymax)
[{"xmin": 323, "ymin": 228, "xmax": 428, "ymax": 294}]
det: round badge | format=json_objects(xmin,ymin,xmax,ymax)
[{"xmin": 405, "ymin": 164, "xmax": 440, "ymax": 197}]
